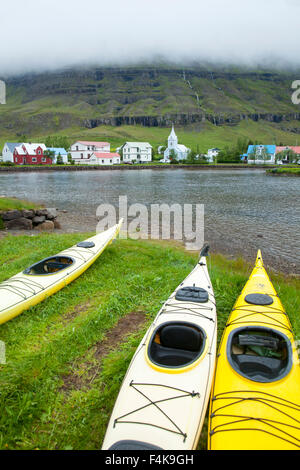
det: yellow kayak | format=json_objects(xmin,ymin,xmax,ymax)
[
  {"xmin": 0, "ymin": 220, "xmax": 123, "ymax": 325},
  {"xmin": 208, "ymin": 250, "xmax": 300, "ymax": 450},
  {"xmin": 102, "ymin": 246, "xmax": 217, "ymax": 450}
]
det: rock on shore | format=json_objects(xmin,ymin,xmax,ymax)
[{"xmin": 0, "ymin": 208, "xmax": 59, "ymax": 231}]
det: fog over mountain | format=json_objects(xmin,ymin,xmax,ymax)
[{"xmin": 1, "ymin": 0, "xmax": 300, "ymax": 76}]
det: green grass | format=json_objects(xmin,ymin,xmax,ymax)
[
  {"xmin": 2, "ymin": 120, "xmax": 300, "ymax": 156},
  {"xmin": 267, "ymin": 167, "xmax": 300, "ymax": 176},
  {"xmin": 0, "ymin": 197, "xmax": 41, "ymax": 212},
  {"xmin": 0, "ymin": 233, "xmax": 299, "ymax": 450}
]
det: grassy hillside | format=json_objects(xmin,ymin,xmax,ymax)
[
  {"xmin": 1, "ymin": 66, "xmax": 300, "ymax": 152},
  {"xmin": 0, "ymin": 233, "xmax": 299, "ymax": 450},
  {"xmin": 1, "ymin": 120, "xmax": 300, "ymax": 156}
]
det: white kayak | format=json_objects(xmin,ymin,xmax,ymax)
[
  {"xmin": 102, "ymin": 246, "xmax": 217, "ymax": 450},
  {"xmin": 0, "ymin": 220, "xmax": 123, "ymax": 325}
]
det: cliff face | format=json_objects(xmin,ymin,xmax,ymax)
[{"xmin": 1, "ymin": 66, "xmax": 300, "ymax": 133}]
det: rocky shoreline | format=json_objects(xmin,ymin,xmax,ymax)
[{"xmin": 0, "ymin": 207, "xmax": 61, "ymax": 231}]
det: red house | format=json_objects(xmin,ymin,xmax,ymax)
[{"xmin": 13, "ymin": 143, "xmax": 52, "ymax": 165}]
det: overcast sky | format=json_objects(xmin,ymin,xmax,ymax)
[{"xmin": 1, "ymin": 0, "xmax": 300, "ymax": 75}]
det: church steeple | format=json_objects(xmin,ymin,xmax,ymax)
[{"xmin": 168, "ymin": 124, "xmax": 178, "ymax": 149}]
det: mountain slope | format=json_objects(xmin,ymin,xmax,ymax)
[{"xmin": 1, "ymin": 66, "xmax": 300, "ymax": 148}]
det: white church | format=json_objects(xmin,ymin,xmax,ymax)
[{"xmin": 164, "ymin": 125, "xmax": 190, "ymax": 161}]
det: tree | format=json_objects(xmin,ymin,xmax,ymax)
[
  {"xmin": 169, "ymin": 149, "xmax": 178, "ymax": 164},
  {"xmin": 44, "ymin": 135, "xmax": 70, "ymax": 150},
  {"xmin": 56, "ymin": 153, "xmax": 63, "ymax": 165},
  {"xmin": 276, "ymin": 149, "xmax": 298, "ymax": 164},
  {"xmin": 67, "ymin": 153, "xmax": 75, "ymax": 165},
  {"xmin": 43, "ymin": 149, "xmax": 56, "ymax": 162},
  {"xmin": 260, "ymin": 146, "xmax": 270, "ymax": 164},
  {"xmin": 186, "ymin": 149, "xmax": 197, "ymax": 164}
]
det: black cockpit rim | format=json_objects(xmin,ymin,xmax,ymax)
[
  {"xmin": 227, "ymin": 326, "xmax": 293, "ymax": 383},
  {"xmin": 23, "ymin": 255, "xmax": 75, "ymax": 276},
  {"xmin": 147, "ymin": 320, "xmax": 207, "ymax": 369}
]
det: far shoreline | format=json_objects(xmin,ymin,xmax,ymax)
[{"xmin": 0, "ymin": 163, "xmax": 274, "ymax": 173}]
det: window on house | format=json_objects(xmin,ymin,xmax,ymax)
[
  {"xmin": 102, "ymin": 160, "xmax": 104, "ymax": 163},
  {"xmin": 32, "ymin": 157, "xmax": 37, "ymax": 162},
  {"xmin": 76, "ymin": 146, "xmax": 79, "ymax": 151},
  {"xmin": 81, "ymin": 154, "xmax": 83, "ymax": 159},
  {"xmin": 110, "ymin": 160, "xmax": 112, "ymax": 163},
  {"xmin": 42, "ymin": 157, "xmax": 46, "ymax": 162}
]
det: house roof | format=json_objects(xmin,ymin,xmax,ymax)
[
  {"xmin": 276, "ymin": 146, "xmax": 300, "ymax": 154},
  {"xmin": 76, "ymin": 141, "xmax": 110, "ymax": 147},
  {"xmin": 15, "ymin": 143, "xmax": 47, "ymax": 155},
  {"xmin": 92, "ymin": 152, "xmax": 120, "ymax": 159},
  {"xmin": 177, "ymin": 144, "xmax": 189, "ymax": 152},
  {"xmin": 124, "ymin": 142, "xmax": 152, "ymax": 148},
  {"xmin": 47, "ymin": 147, "xmax": 68, "ymax": 155},
  {"xmin": 4, "ymin": 142, "xmax": 20, "ymax": 152},
  {"xmin": 247, "ymin": 145, "xmax": 276, "ymax": 154}
]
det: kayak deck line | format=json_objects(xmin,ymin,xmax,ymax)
[
  {"xmin": 113, "ymin": 381, "xmax": 202, "ymax": 442},
  {"xmin": 209, "ymin": 390, "xmax": 300, "ymax": 448},
  {"xmin": 161, "ymin": 301, "xmax": 215, "ymax": 322},
  {"xmin": 0, "ymin": 276, "xmax": 45, "ymax": 298}
]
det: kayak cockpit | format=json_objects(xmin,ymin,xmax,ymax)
[
  {"xmin": 148, "ymin": 321, "xmax": 206, "ymax": 369},
  {"xmin": 228, "ymin": 327, "xmax": 292, "ymax": 383},
  {"xmin": 23, "ymin": 256, "xmax": 74, "ymax": 275}
]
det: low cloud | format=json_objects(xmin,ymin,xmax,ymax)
[{"xmin": 1, "ymin": 0, "xmax": 300, "ymax": 76}]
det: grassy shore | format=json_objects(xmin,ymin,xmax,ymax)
[
  {"xmin": 0, "ymin": 197, "xmax": 41, "ymax": 212},
  {"xmin": 0, "ymin": 232, "xmax": 299, "ymax": 450},
  {"xmin": 267, "ymin": 167, "xmax": 300, "ymax": 176}
]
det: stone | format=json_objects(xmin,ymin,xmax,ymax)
[
  {"xmin": 35, "ymin": 209, "xmax": 49, "ymax": 217},
  {"xmin": 33, "ymin": 215, "xmax": 46, "ymax": 224},
  {"xmin": 53, "ymin": 219, "xmax": 61, "ymax": 229},
  {"xmin": 34, "ymin": 220, "xmax": 54, "ymax": 231},
  {"xmin": 22, "ymin": 209, "xmax": 35, "ymax": 219},
  {"xmin": 6, "ymin": 217, "xmax": 33, "ymax": 230},
  {"xmin": 45, "ymin": 208, "xmax": 58, "ymax": 220},
  {"xmin": 1, "ymin": 210, "xmax": 23, "ymax": 221}
]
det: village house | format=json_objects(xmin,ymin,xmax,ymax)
[
  {"xmin": 245, "ymin": 145, "xmax": 276, "ymax": 164},
  {"xmin": 13, "ymin": 143, "xmax": 51, "ymax": 165},
  {"xmin": 164, "ymin": 125, "xmax": 190, "ymax": 161},
  {"xmin": 2, "ymin": 142, "xmax": 22, "ymax": 162},
  {"xmin": 70, "ymin": 140, "xmax": 110, "ymax": 164},
  {"xmin": 275, "ymin": 146, "xmax": 300, "ymax": 164},
  {"xmin": 121, "ymin": 142, "xmax": 152, "ymax": 163},
  {"xmin": 46, "ymin": 147, "xmax": 69, "ymax": 164},
  {"xmin": 207, "ymin": 148, "xmax": 221, "ymax": 163},
  {"xmin": 86, "ymin": 152, "xmax": 121, "ymax": 165}
]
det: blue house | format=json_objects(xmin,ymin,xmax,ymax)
[
  {"xmin": 47, "ymin": 147, "xmax": 68, "ymax": 164},
  {"xmin": 244, "ymin": 145, "xmax": 276, "ymax": 164}
]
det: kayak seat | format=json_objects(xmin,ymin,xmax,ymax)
[
  {"xmin": 45, "ymin": 261, "xmax": 70, "ymax": 272},
  {"xmin": 24, "ymin": 256, "xmax": 74, "ymax": 275},
  {"xmin": 234, "ymin": 354, "xmax": 285, "ymax": 381},
  {"xmin": 228, "ymin": 327, "xmax": 291, "ymax": 383},
  {"xmin": 149, "ymin": 323, "xmax": 205, "ymax": 368}
]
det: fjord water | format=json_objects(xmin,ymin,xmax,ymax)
[{"xmin": 1, "ymin": 169, "xmax": 299, "ymax": 273}]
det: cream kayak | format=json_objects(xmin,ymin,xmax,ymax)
[
  {"xmin": 102, "ymin": 245, "xmax": 217, "ymax": 450},
  {"xmin": 208, "ymin": 250, "xmax": 300, "ymax": 450},
  {"xmin": 0, "ymin": 220, "xmax": 123, "ymax": 325}
]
